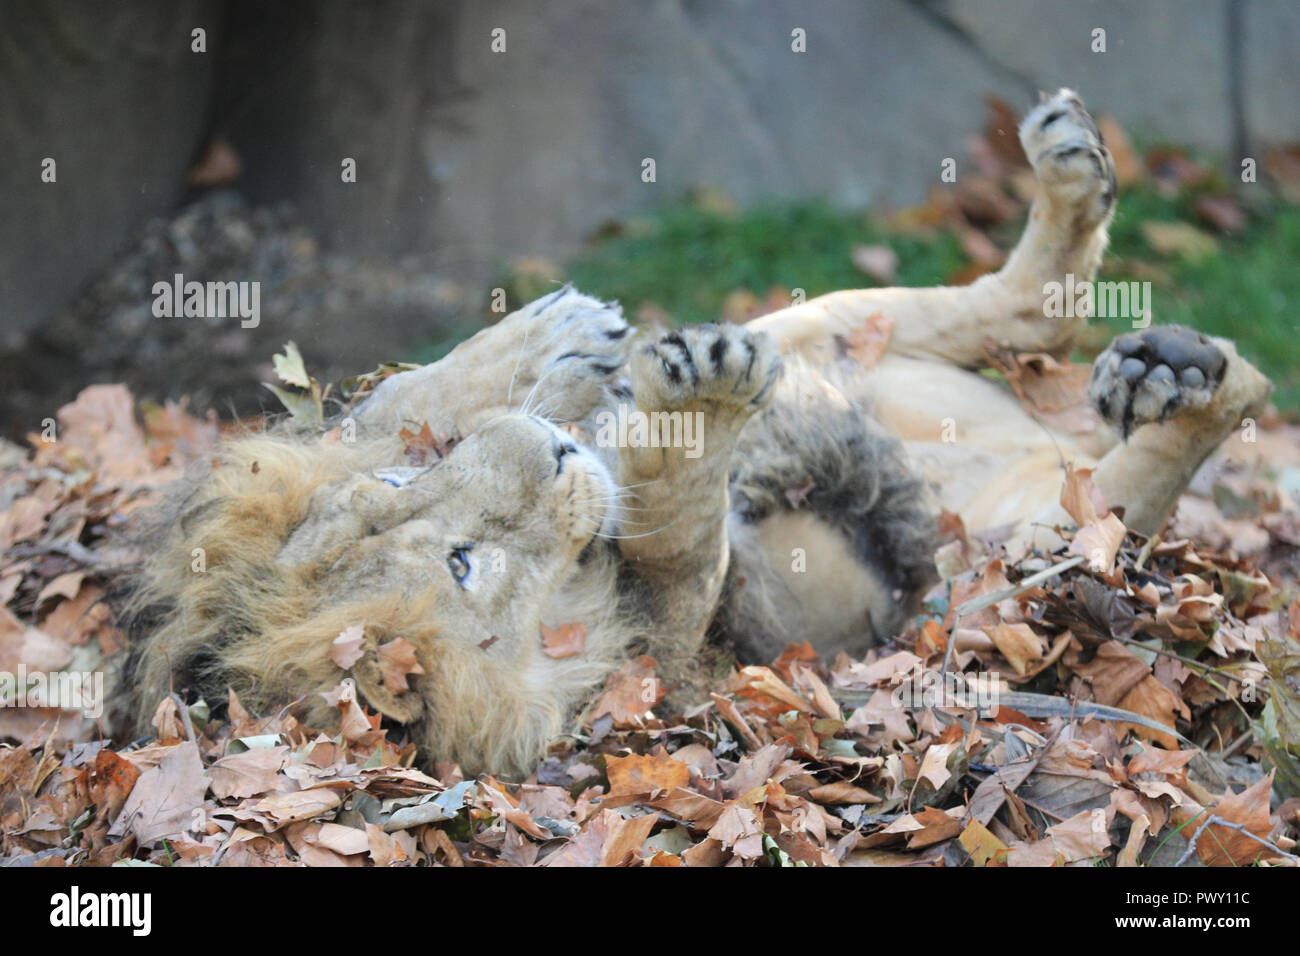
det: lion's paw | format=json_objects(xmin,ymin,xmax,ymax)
[
  {"xmin": 517, "ymin": 285, "xmax": 630, "ymax": 377},
  {"xmin": 632, "ymin": 324, "xmax": 781, "ymax": 416},
  {"xmin": 1089, "ymin": 325, "xmax": 1227, "ymax": 437},
  {"xmin": 504, "ymin": 285, "xmax": 631, "ymax": 418},
  {"xmin": 1019, "ymin": 89, "xmax": 1117, "ymax": 219}
]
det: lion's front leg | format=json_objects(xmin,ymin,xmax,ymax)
[
  {"xmin": 614, "ymin": 325, "xmax": 781, "ymax": 669},
  {"xmin": 1088, "ymin": 326, "xmax": 1272, "ymax": 535},
  {"xmin": 354, "ymin": 286, "xmax": 630, "ymax": 435}
]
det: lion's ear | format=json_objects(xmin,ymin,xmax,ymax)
[{"xmin": 352, "ymin": 656, "xmax": 426, "ymax": 724}]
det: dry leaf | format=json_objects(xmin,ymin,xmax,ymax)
[
  {"xmin": 377, "ymin": 637, "xmax": 425, "ymax": 694},
  {"xmin": 1177, "ymin": 775, "xmax": 1281, "ymax": 867},
  {"xmin": 851, "ymin": 244, "xmax": 899, "ymax": 284},
  {"xmin": 329, "ymin": 624, "xmax": 367, "ymax": 670},
  {"xmin": 708, "ymin": 804, "xmax": 765, "ymax": 860},
  {"xmin": 1141, "ymin": 221, "xmax": 1218, "ymax": 260},
  {"xmin": 606, "ymin": 750, "xmax": 692, "ymax": 797},
  {"xmin": 540, "ymin": 621, "xmax": 587, "ymax": 659},
  {"xmin": 588, "ymin": 656, "xmax": 662, "ymax": 727},
  {"xmin": 208, "ymin": 746, "xmax": 288, "ymax": 800},
  {"xmin": 989, "ymin": 623, "xmax": 1045, "ymax": 676},
  {"xmin": 109, "ymin": 741, "xmax": 209, "ymax": 846},
  {"xmin": 1117, "ymin": 675, "xmax": 1191, "ymax": 749},
  {"xmin": 959, "ymin": 819, "xmax": 1008, "ymax": 866},
  {"xmin": 398, "ymin": 422, "xmax": 459, "ymax": 466},
  {"xmin": 842, "ymin": 312, "xmax": 895, "ymax": 369}
]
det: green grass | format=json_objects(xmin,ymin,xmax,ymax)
[
  {"xmin": 558, "ymin": 191, "xmax": 1300, "ymax": 412},
  {"xmin": 415, "ymin": 185, "xmax": 1299, "ymax": 412},
  {"xmin": 565, "ymin": 202, "xmax": 965, "ymax": 325},
  {"xmin": 1100, "ymin": 190, "xmax": 1300, "ymax": 411}
]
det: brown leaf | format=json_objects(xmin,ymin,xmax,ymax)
[
  {"xmin": 109, "ymin": 741, "xmax": 209, "ymax": 846},
  {"xmin": 1117, "ymin": 675, "xmax": 1191, "ymax": 749},
  {"xmin": 1060, "ymin": 463, "xmax": 1108, "ymax": 527},
  {"xmin": 187, "ymin": 139, "xmax": 242, "ymax": 188},
  {"xmin": 708, "ymin": 804, "xmax": 765, "ymax": 860},
  {"xmin": 1070, "ymin": 512, "xmax": 1127, "ymax": 573},
  {"xmin": 377, "ymin": 637, "xmax": 425, "ymax": 694},
  {"xmin": 329, "ymin": 624, "xmax": 367, "ymax": 670},
  {"xmin": 52, "ymin": 384, "xmax": 154, "ymax": 480},
  {"xmin": 1007, "ymin": 806, "xmax": 1112, "ymax": 865},
  {"xmin": 989, "ymin": 622, "xmax": 1045, "ymax": 676},
  {"xmin": 150, "ymin": 697, "xmax": 186, "ymax": 746},
  {"xmin": 34, "ymin": 572, "xmax": 84, "ymax": 609},
  {"xmin": 398, "ymin": 422, "xmax": 459, "ymax": 466},
  {"xmin": 1186, "ymin": 775, "xmax": 1280, "ymax": 867},
  {"xmin": 208, "ymin": 747, "xmax": 288, "ymax": 801},
  {"xmin": 540, "ymin": 621, "xmax": 587, "ymax": 659},
  {"xmin": 322, "ymin": 679, "xmax": 384, "ymax": 744},
  {"xmin": 807, "ymin": 781, "xmax": 881, "ymax": 805},
  {"xmin": 1127, "ymin": 745, "xmax": 1195, "ymax": 778},
  {"xmin": 364, "ymin": 822, "xmax": 417, "ymax": 866},
  {"xmin": 600, "ymin": 811, "xmax": 658, "ymax": 867},
  {"xmin": 39, "ymin": 584, "xmax": 113, "ymax": 647},
  {"xmin": 1069, "ymin": 640, "xmax": 1151, "ymax": 706},
  {"xmin": 851, "ymin": 244, "xmax": 899, "ymax": 284},
  {"xmin": 648, "ymin": 788, "xmax": 727, "ymax": 829},
  {"xmin": 588, "ymin": 656, "xmax": 661, "ymax": 728},
  {"xmin": 478, "ymin": 780, "xmax": 550, "ymax": 840},
  {"xmin": 1141, "ymin": 221, "xmax": 1218, "ymax": 260},
  {"xmin": 881, "ymin": 806, "xmax": 963, "ymax": 848},
  {"xmin": 984, "ymin": 95, "xmax": 1029, "ymax": 167},
  {"xmin": 243, "ymin": 789, "xmax": 344, "ymax": 829},
  {"xmin": 728, "ymin": 665, "xmax": 811, "ymax": 717},
  {"xmin": 0, "ymin": 497, "xmax": 55, "ymax": 551},
  {"xmin": 842, "ymin": 312, "xmax": 895, "ymax": 369},
  {"xmin": 606, "ymin": 750, "xmax": 691, "ymax": 798},
  {"xmin": 1195, "ymin": 195, "xmax": 1246, "ymax": 233},
  {"xmin": 843, "ymin": 688, "xmax": 914, "ymax": 748},
  {"xmin": 959, "ymin": 819, "xmax": 1009, "ymax": 866}
]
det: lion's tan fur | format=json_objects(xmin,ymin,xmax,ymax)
[{"xmin": 126, "ymin": 90, "xmax": 1274, "ymax": 778}]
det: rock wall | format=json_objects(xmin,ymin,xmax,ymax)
[{"xmin": 1, "ymin": 0, "xmax": 1296, "ymax": 361}]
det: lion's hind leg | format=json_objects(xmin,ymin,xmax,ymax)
[{"xmin": 748, "ymin": 89, "xmax": 1118, "ymax": 367}]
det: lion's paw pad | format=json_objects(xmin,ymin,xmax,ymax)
[
  {"xmin": 635, "ymin": 324, "xmax": 781, "ymax": 412},
  {"xmin": 1090, "ymin": 325, "xmax": 1226, "ymax": 436}
]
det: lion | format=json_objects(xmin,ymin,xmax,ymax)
[{"xmin": 127, "ymin": 90, "xmax": 1272, "ymax": 776}]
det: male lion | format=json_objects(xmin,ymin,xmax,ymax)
[{"xmin": 128, "ymin": 91, "xmax": 1271, "ymax": 776}]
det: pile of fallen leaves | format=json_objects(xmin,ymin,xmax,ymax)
[
  {"xmin": 0, "ymin": 385, "xmax": 220, "ymax": 745},
  {"xmin": 1, "ymin": 384, "xmax": 1298, "ymax": 866}
]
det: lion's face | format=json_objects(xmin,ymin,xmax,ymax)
[
  {"xmin": 131, "ymin": 412, "xmax": 625, "ymax": 764},
  {"xmin": 319, "ymin": 414, "xmax": 617, "ymax": 653}
]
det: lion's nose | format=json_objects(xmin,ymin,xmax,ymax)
[{"xmin": 553, "ymin": 439, "xmax": 578, "ymax": 474}]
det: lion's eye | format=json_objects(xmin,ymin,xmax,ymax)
[{"xmin": 447, "ymin": 547, "xmax": 473, "ymax": 586}]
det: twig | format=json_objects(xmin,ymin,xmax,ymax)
[
  {"xmin": 941, "ymin": 554, "xmax": 1086, "ymax": 678},
  {"xmin": 170, "ymin": 692, "xmax": 197, "ymax": 744},
  {"xmin": 1134, "ymin": 499, "xmax": 1178, "ymax": 572},
  {"xmin": 3, "ymin": 540, "xmax": 109, "ymax": 566},
  {"xmin": 1175, "ymin": 812, "xmax": 1298, "ymax": 866},
  {"xmin": 1218, "ymin": 728, "xmax": 1254, "ymax": 759}
]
